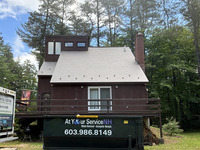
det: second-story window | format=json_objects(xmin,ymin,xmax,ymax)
[
  {"xmin": 77, "ymin": 42, "xmax": 86, "ymax": 47},
  {"xmin": 48, "ymin": 41, "xmax": 61, "ymax": 55},
  {"xmin": 55, "ymin": 42, "xmax": 61, "ymax": 55},
  {"xmin": 48, "ymin": 42, "xmax": 54, "ymax": 54},
  {"xmin": 65, "ymin": 42, "xmax": 73, "ymax": 47}
]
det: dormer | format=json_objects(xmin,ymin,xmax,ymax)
[{"xmin": 45, "ymin": 35, "xmax": 89, "ymax": 61}]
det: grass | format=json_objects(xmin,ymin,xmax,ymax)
[
  {"xmin": 0, "ymin": 140, "xmax": 42, "ymax": 150},
  {"xmin": 145, "ymin": 127, "xmax": 200, "ymax": 150},
  {"xmin": 0, "ymin": 129, "xmax": 199, "ymax": 150}
]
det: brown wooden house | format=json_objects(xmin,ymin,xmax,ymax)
[
  {"xmin": 37, "ymin": 34, "xmax": 153, "ymax": 114},
  {"xmin": 16, "ymin": 34, "xmax": 162, "ymax": 142}
]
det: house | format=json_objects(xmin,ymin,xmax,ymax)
[
  {"xmin": 37, "ymin": 34, "xmax": 151, "ymax": 114},
  {"xmin": 16, "ymin": 34, "xmax": 162, "ymax": 144}
]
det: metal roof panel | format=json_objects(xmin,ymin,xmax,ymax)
[{"xmin": 50, "ymin": 47, "xmax": 148, "ymax": 83}]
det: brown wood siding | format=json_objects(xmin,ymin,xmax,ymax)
[
  {"xmin": 51, "ymin": 83, "xmax": 147, "ymax": 99},
  {"xmin": 38, "ymin": 76, "xmax": 52, "ymax": 99},
  {"xmin": 48, "ymin": 83, "xmax": 148, "ymax": 114},
  {"xmin": 112, "ymin": 84, "xmax": 148, "ymax": 99}
]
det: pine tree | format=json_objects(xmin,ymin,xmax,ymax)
[
  {"xmin": 180, "ymin": 0, "xmax": 200, "ymax": 79},
  {"xmin": 17, "ymin": 0, "xmax": 59, "ymax": 68}
]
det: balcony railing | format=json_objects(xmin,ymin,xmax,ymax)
[{"xmin": 15, "ymin": 98, "xmax": 160, "ymax": 118}]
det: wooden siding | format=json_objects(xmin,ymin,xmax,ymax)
[
  {"xmin": 50, "ymin": 84, "xmax": 148, "ymax": 99},
  {"xmin": 38, "ymin": 76, "xmax": 52, "ymax": 99},
  {"xmin": 45, "ymin": 36, "xmax": 89, "ymax": 62},
  {"xmin": 36, "ymin": 76, "xmax": 150, "ymax": 116}
]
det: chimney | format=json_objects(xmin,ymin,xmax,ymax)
[{"xmin": 135, "ymin": 33, "xmax": 145, "ymax": 72}]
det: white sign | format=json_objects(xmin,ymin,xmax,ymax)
[{"xmin": 0, "ymin": 95, "xmax": 13, "ymax": 115}]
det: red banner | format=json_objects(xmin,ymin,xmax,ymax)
[{"xmin": 21, "ymin": 90, "xmax": 31, "ymax": 104}]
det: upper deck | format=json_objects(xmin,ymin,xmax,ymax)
[{"xmin": 15, "ymin": 98, "xmax": 160, "ymax": 118}]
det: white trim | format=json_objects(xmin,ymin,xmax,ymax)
[{"xmin": 88, "ymin": 86, "xmax": 112, "ymax": 111}]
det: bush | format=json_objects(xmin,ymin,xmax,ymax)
[{"xmin": 163, "ymin": 117, "xmax": 183, "ymax": 136}]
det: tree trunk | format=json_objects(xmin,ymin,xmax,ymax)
[{"xmin": 97, "ymin": 0, "xmax": 100, "ymax": 47}]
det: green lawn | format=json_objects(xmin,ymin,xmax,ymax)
[
  {"xmin": 0, "ymin": 140, "xmax": 42, "ymax": 150},
  {"xmin": 0, "ymin": 131, "xmax": 199, "ymax": 150},
  {"xmin": 145, "ymin": 131, "xmax": 200, "ymax": 150}
]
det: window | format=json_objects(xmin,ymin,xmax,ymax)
[
  {"xmin": 88, "ymin": 86, "xmax": 112, "ymax": 111},
  {"xmin": 77, "ymin": 42, "xmax": 86, "ymax": 47},
  {"xmin": 55, "ymin": 42, "xmax": 61, "ymax": 55},
  {"xmin": 48, "ymin": 42, "xmax": 54, "ymax": 54},
  {"xmin": 65, "ymin": 42, "xmax": 73, "ymax": 47}
]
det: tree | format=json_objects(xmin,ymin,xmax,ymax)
[
  {"xmin": 133, "ymin": 0, "xmax": 160, "ymax": 33},
  {"xmin": 79, "ymin": 0, "xmax": 96, "ymax": 44},
  {"xmin": 180, "ymin": 0, "xmax": 200, "ymax": 79},
  {"xmin": 68, "ymin": 11, "xmax": 93, "ymax": 36},
  {"xmin": 17, "ymin": 0, "xmax": 59, "ymax": 68},
  {"xmin": 123, "ymin": 0, "xmax": 136, "ymax": 51},
  {"xmin": 54, "ymin": 0, "xmax": 74, "ymax": 35},
  {"xmin": 80, "ymin": 0, "xmax": 105, "ymax": 47},
  {"xmin": 146, "ymin": 27, "xmax": 200, "ymax": 129},
  {"xmin": 163, "ymin": 117, "xmax": 183, "ymax": 136},
  {"xmin": 101, "ymin": 0, "xmax": 125, "ymax": 46},
  {"xmin": 0, "ymin": 34, "xmax": 16, "ymax": 89},
  {"xmin": 0, "ymin": 34, "xmax": 37, "ymax": 99}
]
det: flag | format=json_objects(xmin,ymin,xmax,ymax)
[{"xmin": 21, "ymin": 90, "xmax": 31, "ymax": 104}]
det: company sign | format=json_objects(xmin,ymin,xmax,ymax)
[
  {"xmin": 0, "ymin": 94, "xmax": 14, "ymax": 131},
  {"xmin": 44, "ymin": 115, "xmax": 140, "ymax": 138}
]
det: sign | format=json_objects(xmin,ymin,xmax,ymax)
[
  {"xmin": 0, "ymin": 94, "xmax": 13, "ymax": 115},
  {"xmin": 64, "ymin": 118, "xmax": 113, "ymax": 136},
  {"xmin": 21, "ymin": 90, "xmax": 31, "ymax": 104},
  {"xmin": 43, "ymin": 115, "xmax": 144, "ymax": 149},
  {"xmin": 44, "ymin": 115, "xmax": 141, "ymax": 138},
  {"xmin": 0, "ymin": 87, "xmax": 16, "ymax": 134}
]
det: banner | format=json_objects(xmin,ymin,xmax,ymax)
[{"xmin": 21, "ymin": 90, "xmax": 31, "ymax": 104}]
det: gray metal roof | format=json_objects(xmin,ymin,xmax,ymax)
[
  {"xmin": 49, "ymin": 47, "xmax": 148, "ymax": 83},
  {"xmin": 38, "ymin": 62, "xmax": 57, "ymax": 76}
]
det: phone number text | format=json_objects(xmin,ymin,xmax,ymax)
[{"xmin": 64, "ymin": 129, "xmax": 112, "ymax": 136}]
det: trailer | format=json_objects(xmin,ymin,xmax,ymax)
[{"xmin": 0, "ymin": 87, "xmax": 18, "ymax": 142}]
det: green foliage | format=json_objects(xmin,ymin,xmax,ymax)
[
  {"xmin": 14, "ymin": 118, "xmax": 24, "ymax": 139},
  {"xmin": 180, "ymin": 0, "xmax": 200, "ymax": 78},
  {"xmin": 163, "ymin": 117, "xmax": 183, "ymax": 136},
  {"xmin": 146, "ymin": 27, "xmax": 200, "ymax": 129},
  {"xmin": 0, "ymin": 35, "xmax": 37, "ymax": 100}
]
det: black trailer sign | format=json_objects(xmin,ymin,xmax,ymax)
[{"xmin": 43, "ymin": 115, "xmax": 144, "ymax": 150}]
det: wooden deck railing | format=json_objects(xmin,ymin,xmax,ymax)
[{"xmin": 15, "ymin": 98, "xmax": 160, "ymax": 118}]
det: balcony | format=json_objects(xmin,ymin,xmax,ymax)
[{"xmin": 15, "ymin": 98, "xmax": 160, "ymax": 118}]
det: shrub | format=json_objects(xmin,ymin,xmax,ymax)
[{"xmin": 163, "ymin": 117, "xmax": 183, "ymax": 136}]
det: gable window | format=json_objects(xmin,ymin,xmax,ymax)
[
  {"xmin": 48, "ymin": 42, "xmax": 54, "ymax": 54},
  {"xmin": 77, "ymin": 42, "xmax": 86, "ymax": 47},
  {"xmin": 65, "ymin": 42, "xmax": 73, "ymax": 47},
  {"xmin": 88, "ymin": 86, "xmax": 112, "ymax": 111},
  {"xmin": 55, "ymin": 42, "xmax": 61, "ymax": 54},
  {"xmin": 48, "ymin": 41, "xmax": 61, "ymax": 55}
]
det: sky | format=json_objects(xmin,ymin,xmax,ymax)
[{"xmin": 0, "ymin": 0, "xmax": 40, "ymax": 69}]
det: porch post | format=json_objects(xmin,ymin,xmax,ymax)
[
  {"xmin": 159, "ymin": 113, "xmax": 163, "ymax": 138},
  {"xmin": 159, "ymin": 113, "xmax": 164, "ymax": 144}
]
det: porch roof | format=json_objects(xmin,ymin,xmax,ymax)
[
  {"xmin": 38, "ymin": 61, "xmax": 56, "ymax": 76},
  {"xmin": 48, "ymin": 47, "xmax": 148, "ymax": 83}
]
